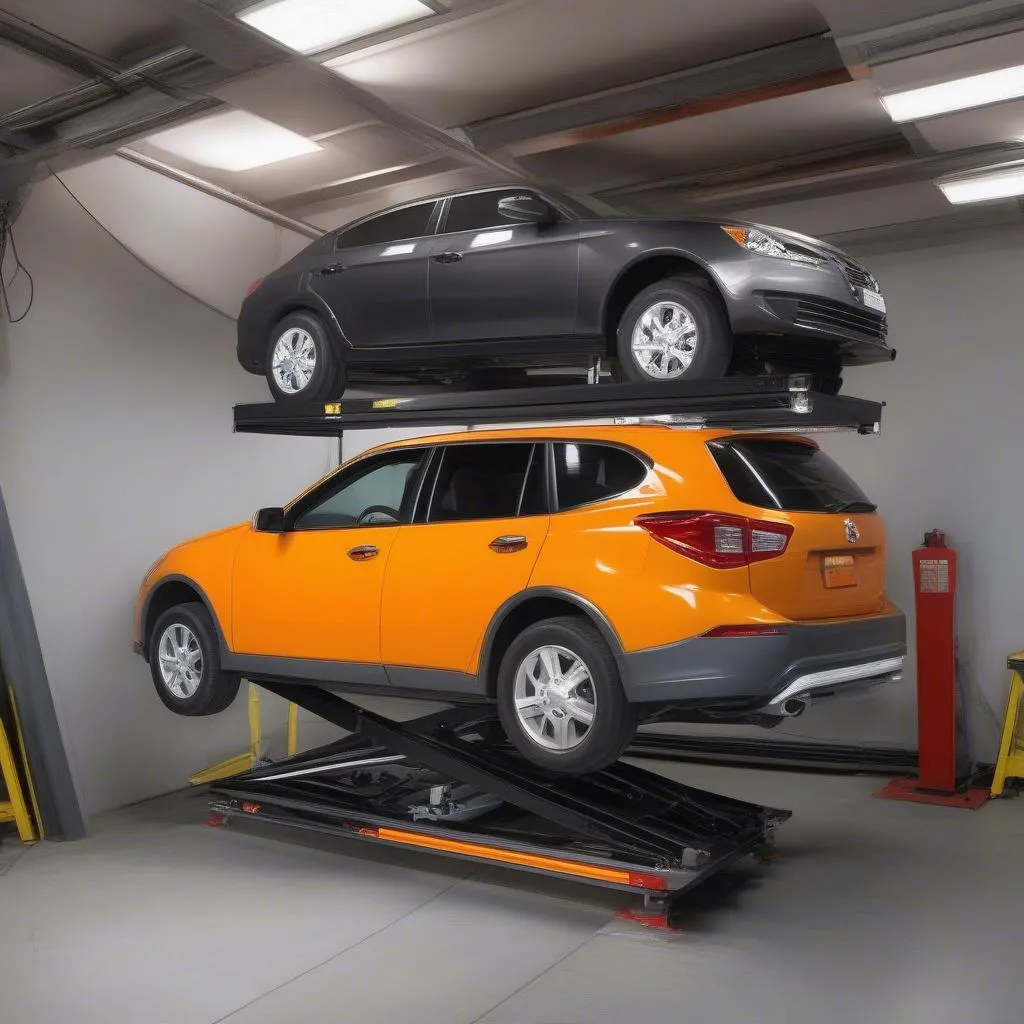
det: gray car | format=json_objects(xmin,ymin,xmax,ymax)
[{"xmin": 237, "ymin": 184, "xmax": 893, "ymax": 404}]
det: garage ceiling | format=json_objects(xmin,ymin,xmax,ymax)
[{"xmin": 3, "ymin": 0, "xmax": 1024, "ymax": 242}]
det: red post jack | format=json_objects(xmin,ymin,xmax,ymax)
[{"xmin": 876, "ymin": 529, "xmax": 988, "ymax": 809}]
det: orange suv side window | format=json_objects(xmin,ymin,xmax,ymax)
[
  {"xmin": 551, "ymin": 442, "xmax": 647, "ymax": 511},
  {"xmin": 425, "ymin": 443, "xmax": 541, "ymax": 522},
  {"xmin": 291, "ymin": 450, "xmax": 426, "ymax": 530}
]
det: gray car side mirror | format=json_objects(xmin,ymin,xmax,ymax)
[{"xmin": 498, "ymin": 195, "xmax": 557, "ymax": 225}]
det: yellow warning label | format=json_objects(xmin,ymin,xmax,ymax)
[
  {"xmin": 323, "ymin": 403, "xmax": 342, "ymax": 414},
  {"xmin": 372, "ymin": 398, "xmax": 401, "ymax": 409}
]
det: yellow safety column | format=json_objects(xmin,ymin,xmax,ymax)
[
  {"xmin": 189, "ymin": 683, "xmax": 300, "ymax": 785},
  {"xmin": 0, "ymin": 688, "xmax": 38, "ymax": 843},
  {"xmin": 991, "ymin": 653, "xmax": 1024, "ymax": 797}
]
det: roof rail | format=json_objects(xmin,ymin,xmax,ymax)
[{"xmin": 233, "ymin": 375, "xmax": 883, "ymax": 438}]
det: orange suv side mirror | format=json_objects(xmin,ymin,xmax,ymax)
[{"xmin": 254, "ymin": 507, "xmax": 287, "ymax": 533}]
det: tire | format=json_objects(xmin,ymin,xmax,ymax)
[
  {"xmin": 496, "ymin": 616, "xmax": 637, "ymax": 774},
  {"xmin": 265, "ymin": 312, "xmax": 343, "ymax": 404},
  {"xmin": 148, "ymin": 603, "xmax": 240, "ymax": 717},
  {"xmin": 616, "ymin": 278, "xmax": 732, "ymax": 383}
]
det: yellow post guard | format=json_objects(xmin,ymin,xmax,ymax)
[{"xmin": 991, "ymin": 653, "xmax": 1024, "ymax": 798}]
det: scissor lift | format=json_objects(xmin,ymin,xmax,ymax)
[{"xmin": 210, "ymin": 375, "xmax": 883, "ymax": 925}]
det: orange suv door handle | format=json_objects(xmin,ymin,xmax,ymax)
[
  {"xmin": 489, "ymin": 535, "xmax": 528, "ymax": 553},
  {"xmin": 348, "ymin": 545, "xmax": 379, "ymax": 561}
]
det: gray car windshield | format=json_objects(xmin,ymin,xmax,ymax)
[{"xmin": 547, "ymin": 188, "xmax": 627, "ymax": 219}]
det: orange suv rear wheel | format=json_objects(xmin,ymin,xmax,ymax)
[{"xmin": 496, "ymin": 617, "xmax": 637, "ymax": 773}]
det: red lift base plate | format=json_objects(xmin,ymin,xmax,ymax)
[{"xmin": 874, "ymin": 776, "xmax": 989, "ymax": 809}]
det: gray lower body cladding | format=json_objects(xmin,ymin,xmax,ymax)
[{"xmin": 617, "ymin": 612, "xmax": 906, "ymax": 707}]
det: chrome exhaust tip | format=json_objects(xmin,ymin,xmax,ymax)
[{"xmin": 779, "ymin": 697, "xmax": 808, "ymax": 717}]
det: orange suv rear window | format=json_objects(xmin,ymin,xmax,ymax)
[{"xmin": 708, "ymin": 439, "xmax": 876, "ymax": 513}]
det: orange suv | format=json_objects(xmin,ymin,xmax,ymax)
[{"xmin": 134, "ymin": 425, "xmax": 905, "ymax": 773}]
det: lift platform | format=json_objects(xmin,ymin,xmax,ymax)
[
  {"xmin": 208, "ymin": 684, "xmax": 790, "ymax": 925},
  {"xmin": 232, "ymin": 374, "xmax": 884, "ymax": 438}
]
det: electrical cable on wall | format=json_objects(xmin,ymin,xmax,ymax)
[{"xmin": 0, "ymin": 200, "xmax": 34, "ymax": 324}]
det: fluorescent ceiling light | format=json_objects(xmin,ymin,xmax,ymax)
[
  {"xmin": 937, "ymin": 164, "xmax": 1024, "ymax": 204},
  {"xmin": 238, "ymin": 0, "xmax": 432, "ymax": 54},
  {"xmin": 144, "ymin": 110, "xmax": 321, "ymax": 171},
  {"xmin": 881, "ymin": 64, "xmax": 1024, "ymax": 122}
]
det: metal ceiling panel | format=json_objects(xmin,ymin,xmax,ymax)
[
  {"xmin": 0, "ymin": 43, "xmax": 86, "ymax": 116},
  {"xmin": 329, "ymin": 0, "xmax": 826, "ymax": 127}
]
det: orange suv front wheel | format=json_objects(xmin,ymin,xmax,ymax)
[{"xmin": 496, "ymin": 617, "xmax": 637, "ymax": 774}]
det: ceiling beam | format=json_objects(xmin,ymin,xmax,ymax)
[
  {"xmin": 609, "ymin": 140, "xmax": 1024, "ymax": 213},
  {"xmin": 267, "ymin": 158, "xmax": 462, "ymax": 214},
  {"xmin": 465, "ymin": 34, "xmax": 852, "ymax": 157},
  {"xmin": 158, "ymin": 0, "xmax": 526, "ymax": 181}
]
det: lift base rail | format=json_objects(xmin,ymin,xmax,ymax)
[{"xmin": 207, "ymin": 685, "xmax": 790, "ymax": 925}]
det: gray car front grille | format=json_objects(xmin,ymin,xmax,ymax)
[
  {"xmin": 793, "ymin": 297, "xmax": 888, "ymax": 340},
  {"xmin": 830, "ymin": 254, "xmax": 878, "ymax": 293}
]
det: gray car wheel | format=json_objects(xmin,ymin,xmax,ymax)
[
  {"xmin": 265, "ymin": 312, "xmax": 343, "ymax": 404},
  {"xmin": 617, "ymin": 278, "xmax": 732, "ymax": 383}
]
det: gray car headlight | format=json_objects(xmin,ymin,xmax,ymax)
[{"xmin": 721, "ymin": 226, "xmax": 821, "ymax": 265}]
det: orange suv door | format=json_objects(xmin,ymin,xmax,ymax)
[
  {"xmin": 232, "ymin": 448, "xmax": 428, "ymax": 664},
  {"xmin": 380, "ymin": 442, "xmax": 550, "ymax": 679}
]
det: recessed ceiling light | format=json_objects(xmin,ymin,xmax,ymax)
[
  {"xmin": 237, "ymin": 0, "xmax": 433, "ymax": 54},
  {"xmin": 143, "ymin": 110, "xmax": 321, "ymax": 171},
  {"xmin": 881, "ymin": 64, "xmax": 1024, "ymax": 122},
  {"xmin": 937, "ymin": 164, "xmax": 1024, "ymax": 204}
]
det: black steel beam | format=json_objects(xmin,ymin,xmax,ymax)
[{"xmin": 233, "ymin": 377, "xmax": 884, "ymax": 438}]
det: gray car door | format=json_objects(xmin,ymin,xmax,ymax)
[
  {"xmin": 428, "ymin": 189, "xmax": 580, "ymax": 343},
  {"xmin": 309, "ymin": 200, "xmax": 438, "ymax": 347}
]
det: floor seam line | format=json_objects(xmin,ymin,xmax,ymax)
[
  {"xmin": 467, "ymin": 927, "xmax": 602, "ymax": 1024},
  {"xmin": 209, "ymin": 869, "xmax": 477, "ymax": 1024}
]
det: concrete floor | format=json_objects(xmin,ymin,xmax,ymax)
[{"xmin": 1, "ymin": 761, "xmax": 1021, "ymax": 1024}]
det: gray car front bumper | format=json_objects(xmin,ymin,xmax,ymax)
[{"xmin": 617, "ymin": 612, "xmax": 907, "ymax": 709}]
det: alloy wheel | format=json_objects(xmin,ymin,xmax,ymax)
[
  {"xmin": 513, "ymin": 645, "xmax": 597, "ymax": 751},
  {"xmin": 157, "ymin": 623, "xmax": 203, "ymax": 699},
  {"xmin": 271, "ymin": 328, "xmax": 317, "ymax": 394},
  {"xmin": 630, "ymin": 300, "xmax": 698, "ymax": 379}
]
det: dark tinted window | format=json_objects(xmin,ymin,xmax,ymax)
[
  {"xmin": 519, "ymin": 445, "xmax": 548, "ymax": 516},
  {"xmin": 553, "ymin": 443, "xmax": 647, "ymax": 511},
  {"xmin": 710, "ymin": 439, "xmax": 876, "ymax": 513},
  {"xmin": 442, "ymin": 189, "xmax": 536, "ymax": 234},
  {"xmin": 293, "ymin": 450, "xmax": 425, "ymax": 530},
  {"xmin": 428, "ymin": 444, "xmax": 534, "ymax": 522},
  {"xmin": 339, "ymin": 202, "xmax": 436, "ymax": 248}
]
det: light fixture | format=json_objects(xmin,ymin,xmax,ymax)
[
  {"xmin": 143, "ymin": 110, "xmax": 321, "ymax": 171},
  {"xmin": 936, "ymin": 163, "xmax": 1024, "ymax": 204},
  {"xmin": 880, "ymin": 64, "xmax": 1024, "ymax": 122},
  {"xmin": 237, "ymin": 0, "xmax": 433, "ymax": 54}
]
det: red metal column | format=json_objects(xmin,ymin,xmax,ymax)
[
  {"xmin": 875, "ymin": 529, "xmax": 988, "ymax": 808},
  {"xmin": 912, "ymin": 530, "xmax": 958, "ymax": 792}
]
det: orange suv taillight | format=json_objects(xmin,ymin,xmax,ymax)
[{"xmin": 634, "ymin": 511, "xmax": 793, "ymax": 569}]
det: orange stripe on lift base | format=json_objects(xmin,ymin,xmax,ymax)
[{"xmin": 374, "ymin": 826, "xmax": 667, "ymax": 890}]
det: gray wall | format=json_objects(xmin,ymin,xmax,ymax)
[{"xmin": 0, "ymin": 178, "xmax": 332, "ymax": 815}]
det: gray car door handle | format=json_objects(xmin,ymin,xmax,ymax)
[
  {"xmin": 489, "ymin": 535, "xmax": 528, "ymax": 553},
  {"xmin": 431, "ymin": 251, "xmax": 463, "ymax": 264},
  {"xmin": 348, "ymin": 545, "xmax": 379, "ymax": 561},
  {"xmin": 320, "ymin": 263, "xmax": 346, "ymax": 275}
]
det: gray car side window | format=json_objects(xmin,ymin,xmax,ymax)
[
  {"xmin": 441, "ymin": 189, "xmax": 545, "ymax": 234},
  {"xmin": 291, "ymin": 450, "xmax": 426, "ymax": 530},
  {"xmin": 338, "ymin": 201, "xmax": 437, "ymax": 249}
]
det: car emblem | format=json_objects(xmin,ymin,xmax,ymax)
[{"xmin": 844, "ymin": 518, "xmax": 860, "ymax": 544}]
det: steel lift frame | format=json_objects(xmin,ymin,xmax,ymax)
[{"xmin": 211, "ymin": 375, "xmax": 884, "ymax": 924}]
